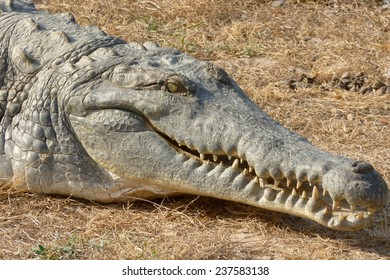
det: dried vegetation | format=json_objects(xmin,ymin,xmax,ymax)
[{"xmin": 0, "ymin": 0, "xmax": 389, "ymax": 259}]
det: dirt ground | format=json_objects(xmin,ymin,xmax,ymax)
[{"xmin": 1, "ymin": 0, "xmax": 389, "ymax": 259}]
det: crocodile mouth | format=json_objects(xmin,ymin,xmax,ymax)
[
  {"xmin": 157, "ymin": 131, "xmax": 378, "ymax": 230},
  {"xmin": 73, "ymin": 105, "xmax": 385, "ymax": 230}
]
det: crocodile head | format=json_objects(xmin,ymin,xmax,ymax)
[{"xmin": 63, "ymin": 43, "xmax": 388, "ymax": 231}]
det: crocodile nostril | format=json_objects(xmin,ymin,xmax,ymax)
[{"xmin": 350, "ymin": 161, "xmax": 373, "ymax": 174}]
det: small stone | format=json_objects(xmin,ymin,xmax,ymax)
[
  {"xmin": 353, "ymin": 74, "xmax": 365, "ymax": 87},
  {"xmin": 376, "ymin": 86, "xmax": 386, "ymax": 95},
  {"xmin": 382, "ymin": 87, "xmax": 388, "ymax": 95},
  {"xmin": 339, "ymin": 81, "xmax": 350, "ymax": 90},
  {"xmin": 359, "ymin": 85, "xmax": 369, "ymax": 94},
  {"xmin": 306, "ymin": 75, "xmax": 315, "ymax": 84},
  {"xmin": 272, "ymin": 0, "xmax": 285, "ymax": 7},
  {"xmin": 373, "ymin": 80, "xmax": 386, "ymax": 90},
  {"xmin": 298, "ymin": 73, "xmax": 307, "ymax": 82},
  {"xmin": 341, "ymin": 72, "xmax": 350, "ymax": 80},
  {"xmin": 347, "ymin": 83, "xmax": 355, "ymax": 91},
  {"xmin": 355, "ymin": 71, "xmax": 364, "ymax": 78},
  {"xmin": 347, "ymin": 114, "xmax": 354, "ymax": 121},
  {"xmin": 288, "ymin": 79, "xmax": 298, "ymax": 90}
]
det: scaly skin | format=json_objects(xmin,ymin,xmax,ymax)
[{"xmin": 0, "ymin": 0, "xmax": 388, "ymax": 230}]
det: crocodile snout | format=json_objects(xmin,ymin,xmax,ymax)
[
  {"xmin": 323, "ymin": 161, "xmax": 388, "ymax": 214},
  {"xmin": 350, "ymin": 161, "xmax": 373, "ymax": 174}
]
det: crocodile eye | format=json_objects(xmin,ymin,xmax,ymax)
[
  {"xmin": 163, "ymin": 78, "xmax": 188, "ymax": 96},
  {"xmin": 166, "ymin": 81, "xmax": 180, "ymax": 93}
]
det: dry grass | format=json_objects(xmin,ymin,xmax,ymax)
[{"xmin": 1, "ymin": 0, "xmax": 389, "ymax": 259}]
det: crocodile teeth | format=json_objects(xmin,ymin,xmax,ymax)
[
  {"xmin": 260, "ymin": 178, "xmax": 266, "ymax": 188},
  {"xmin": 274, "ymin": 180, "xmax": 280, "ymax": 188},
  {"xmin": 301, "ymin": 190, "xmax": 307, "ymax": 199},
  {"xmin": 200, "ymin": 153, "xmax": 205, "ymax": 161},
  {"xmin": 228, "ymin": 155, "xmax": 232, "ymax": 160},
  {"xmin": 232, "ymin": 159, "xmax": 239, "ymax": 169},
  {"xmin": 312, "ymin": 186, "xmax": 319, "ymax": 200},
  {"xmin": 243, "ymin": 168, "xmax": 249, "ymax": 176},
  {"xmin": 249, "ymin": 167, "xmax": 254, "ymax": 173},
  {"xmin": 254, "ymin": 176, "xmax": 259, "ymax": 184},
  {"xmin": 291, "ymin": 187, "xmax": 298, "ymax": 197},
  {"xmin": 323, "ymin": 188, "xmax": 328, "ymax": 196},
  {"xmin": 296, "ymin": 181, "xmax": 303, "ymax": 189},
  {"xmin": 287, "ymin": 179, "xmax": 292, "ymax": 187},
  {"xmin": 323, "ymin": 206, "xmax": 332, "ymax": 215},
  {"xmin": 339, "ymin": 213, "xmax": 347, "ymax": 221},
  {"xmin": 356, "ymin": 212, "xmax": 365, "ymax": 220},
  {"xmin": 332, "ymin": 200, "xmax": 341, "ymax": 210},
  {"xmin": 213, "ymin": 155, "xmax": 218, "ymax": 162}
]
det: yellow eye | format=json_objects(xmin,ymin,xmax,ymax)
[
  {"xmin": 166, "ymin": 81, "xmax": 179, "ymax": 93},
  {"xmin": 164, "ymin": 78, "xmax": 188, "ymax": 95}
]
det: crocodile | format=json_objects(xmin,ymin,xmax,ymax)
[{"xmin": 0, "ymin": 0, "xmax": 388, "ymax": 231}]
